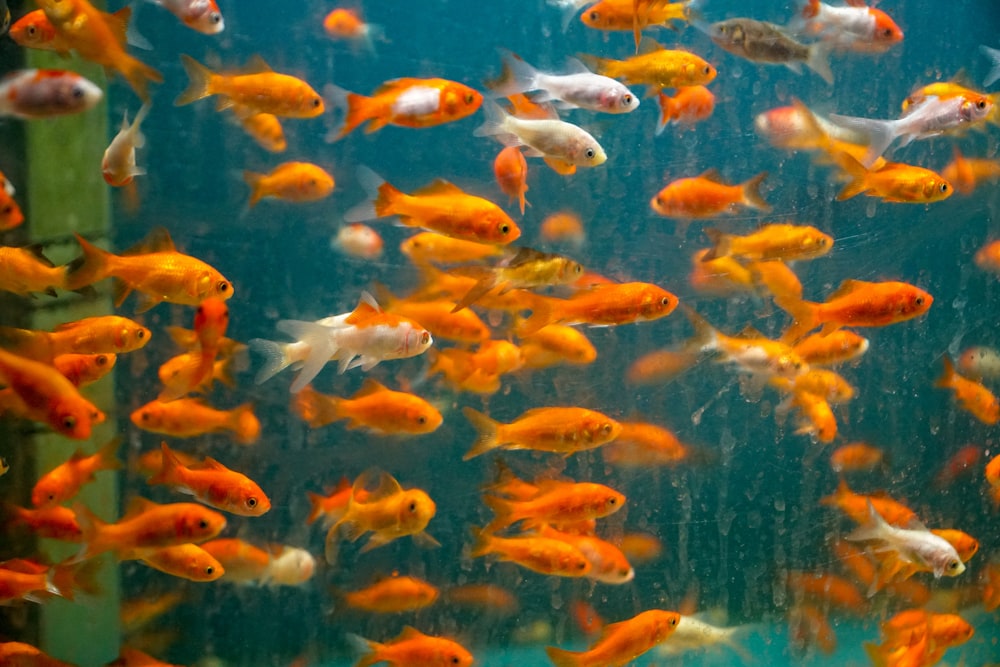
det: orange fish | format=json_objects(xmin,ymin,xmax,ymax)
[
  {"xmin": 494, "ymin": 146, "xmax": 530, "ymax": 214},
  {"xmin": 444, "ymin": 583, "xmax": 519, "ymax": 614},
  {"xmin": 377, "ymin": 290, "xmax": 491, "ymax": 344},
  {"xmin": 834, "ymin": 152, "xmax": 953, "ymax": 203},
  {"xmin": 682, "ymin": 307, "xmax": 808, "ymax": 380},
  {"xmin": 463, "ymin": 406, "xmax": 622, "ymax": 459},
  {"xmin": 986, "ymin": 454, "xmax": 1000, "ymax": 507},
  {"xmin": 0, "ymin": 558, "xmax": 97, "ymax": 604},
  {"xmin": 175, "ymin": 55, "xmax": 324, "ymax": 117},
  {"xmin": 941, "ymin": 147, "xmax": 1000, "ymax": 195},
  {"xmin": 326, "ymin": 77, "xmax": 482, "ymax": 139},
  {"xmin": 0, "ymin": 315, "xmax": 150, "ymax": 363},
  {"xmin": 346, "ymin": 167, "xmax": 520, "ymax": 245},
  {"xmin": 656, "ymin": 85, "xmax": 715, "ymax": 133},
  {"xmin": 429, "ymin": 340, "xmax": 523, "ymax": 394},
  {"xmin": 305, "ymin": 477, "xmax": 356, "ymax": 528},
  {"xmin": 400, "ymin": 231, "xmax": 504, "ymax": 266},
  {"xmin": 151, "ymin": 0, "xmax": 224, "ymax": 34},
  {"xmin": 617, "ymin": 532, "xmax": 663, "ymax": 564},
  {"xmin": 53, "ymin": 353, "xmax": 116, "ymax": 387},
  {"xmin": 0, "ymin": 186, "xmax": 23, "ymax": 231},
  {"xmin": 975, "ymin": 239, "xmax": 1000, "ymax": 274},
  {"xmin": 936, "ymin": 356, "xmax": 999, "ymax": 424},
  {"xmin": 9, "ymin": 9, "xmax": 75, "ymax": 56},
  {"xmin": 538, "ymin": 524, "xmax": 635, "ymax": 584},
  {"xmin": 158, "ymin": 298, "xmax": 229, "ymax": 402},
  {"xmin": 2, "ymin": 503, "xmax": 82, "ymax": 542},
  {"xmin": 793, "ymin": 329, "xmax": 870, "ymax": 366},
  {"xmin": 136, "ymin": 543, "xmax": 224, "ymax": 582},
  {"xmin": 244, "ymin": 161, "xmax": 334, "ymax": 207},
  {"xmin": 789, "ymin": 391, "xmax": 837, "ymax": 442},
  {"xmin": 787, "ymin": 571, "xmax": 867, "ymax": 614},
  {"xmin": 651, "ymin": 169, "xmax": 769, "ymax": 218},
  {"xmin": 581, "ymin": 0, "xmax": 692, "ymax": 35},
  {"xmin": 602, "ymin": 421, "xmax": 690, "ymax": 467},
  {"xmin": 341, "ymin": 575, "xmax": 440, "ymax": 613},
  {"xmin": 820, "ymin": 478, "xmax": 916, "ymax": 527},
  {"xmin": 626, "ymin": 347, "xmax": 701, "ymax": 384},
  {"xmin": 0, "ymin": 245, "xmax": 67, "ymax": 297},
  {"xmin": 470, "ymin": 528, "xmax": 591, "ymax": 577},
  {"xmin": 789, "ymin": 604, "xmax": 836, "ymax": 655},
  {"xmin": 355, "ymin": 627, "xmax": 473, "ymax": 667},
  {"xmin": 131, "ymin": 399, "xmax": 261, "ymax": 444},
  {"xmin": 583, "ymin": 40, "xmax": 716, "ymax": 88},
  {"xmin": 933, "ymin": 445, "xmax": 981, "ymax": 488},
  {"xmin": 571, "ymin": 600, "xmax": 605, "ymax": 636},
  {"xmin": 546, "ymin": 609, "xmax": 680, "ymax": 667},
  {"xmin": 334, "ymin": 223, "xmax": 384, "ymax": 259},
  {"xmin": 483, "ymin": 480, "xmax": 625, "ymax": 532},
  {"xmin": 324, "ymin": 470, "xmax": 438, "ymax": 565},
  {"xmin": 32, "ymin": 438, "xmax": 121, "ymax": 508},
  {"xmin": 75, "ymin": 497, "xmax": 226, "ymax": 560},
  {"xmin": 703, "ymin": 224, "xmax": 833, "ymax": 263},
  {"xmin": 518, "ymin": 324, "xmax": 597, "ymax": 368},
  {"xmin": 148, "ymin": 443, "xmax": 270, "ymax": 516},
  {"xmin": 518, "ymin": 281, "xmax": 678, "ymax": 335},
  {"xmin": 199, "ymin": 538, "xmax": 271, "ymax": 583},
  {"xmin": 292, "ymin": 380, "xmax": 442, "ymax": 434},
  {"xmin": 323, "ymin": 8, "xmax": 384, "ymax": 53},
  {"xmin": 237, "ymin": 111, "xmax": 287, "ymax": 152},
  {"xmin": 688, "ymin": 249, "xmax": 755, "ymax": 296},
  {"xmin": 36, "ymin": 0, "xmax": 162, "ymax": 100},
  {"xmin": 66, "ymin": 228, "xmax": 233, "ymax": 312},
  {"xmin": 540, "ymin": 211, "xmax": 586, "ymax": 247},
  {"xmin": 830, "ymin": 442, "xmax": 885, "ymax": 473},
  {"xmin": 0, "ymin": 348, "xmax": 104, "ymax": 439}
]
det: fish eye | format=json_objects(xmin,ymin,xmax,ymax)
[
  {"xmin": 217, "ymin": 281, "xmax": 230, "ymax": 293},
  {"xmin": 576, "ymin": 561, "xmax": 587, "ymax": 570},
  {"xmin": 408, "ymin": 501, "xmax": 418, "ymax": 512},
  {"xmin": 589, "ymin": 10, "xmax": 599, "ymax": 20},
  {"xmin": 670, "ymin": 617, "xmax": 678, "ymax": 626},
  {"xmin": 623, "ymin": 94, "xmax": 633, "ymax": 105},
  {"xmin": 199, "ymin": 519, "xmax": 209, "ymax": 529},
  {"xmin": 72, "ymin": 86, "xmax": 85, "ymax": 99},
  {"xmin": 915, "ymin": 296, "xmax": 924, "ymax": 306},
  {"xmin": 205, "ymin": 566, "xmax": 215, "ymax": 575},
  {"xmin": 96, "ymin": 355, "xmax": 108, "ymax": 366},
  {"xmin": 62, "ymin": 415, "xmax": 76, "ymax": 430},
  {"xmin": 602, "ymin": 423, "xmax": 613, "ymax": 433},
  {"xmin": 882, "ymin": 28, "xmax": 893, "ymax": 37},
  {"xmin": 210, "ymin": 12, "xmax": 222, "ymax": 24},
  {"xmin": 660, "ymin": 297, "xmax": 670, "ymax": 306},
  {"xmin": 136, "ymin": 329, "xmax": 146, "ymax": 340},
  {"xmin": 464, "ymin": 93, "xmax": 474, "ymax": 104},
  {"xmin": 48, "ymin": 493, "xmax": 56, "ymax": 501},
  {"xmin": 247, "ymin": 497, "xmax": 257, "ymax": 508},
  {"xmin": 312, "ymin": 98, "xmax": 322, "ymax": 107},
  {"xmin": 2, "ymin": 205, "xmax": 11, "ymax": 214},
  {"xmin": 421, "ymin": 332, "xmax": 430, "ymax": 344},
  {"xmin": 500, "ymin": 223, "xmax": 510, "ymax": 234},
  {"xmin": 451, "ymin": 657, "xmax": 460, "ymax": 665},
  {"xmin": 27, "ymin": 25, "xmax": 36, "ymax": 36},
  {"xmin": 417, "ymin": 415, "xmax": 427, "ymax": 425},
  {"xmin": 948, "ymin": 560, "xmax": 960, "ymax": 570},
  {"xmin": 703, "ymin": 66, "xmax": 712, "ymax": 75},
  {"xmin": 977, "ymin": 99, "xmax": 987, "ymax": 109},
  {"xmin": 585, "ymin": 148, "xmax": 595, "ymax": 159},
  {"xmin": 608, "ymin": 497, "xmax": 617, "ymax": 505},
  {"xmin": 940, "ymin": 183, "xmax": 950, "ymax": 193}
]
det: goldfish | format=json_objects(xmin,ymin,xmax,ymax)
[
  {"xmin": 933, "ymin": 445, "xmax": 981, "ymax": 488},
  {"xmin": 788, "ymin": 571, "xmax": 867, "ymax": 614},
  {"xmin": 580, "ymin": 0, "xmax": 692, "ymax": 37},
  {"xmin": 940, "ymin": 147, "xmax": 1000, "ymax": 194},
  {"xmin": 0, "ymin": 316, "xmax": 148, "ymax": 365},
  {"xmin": 830, "ymin": 442, "xmax": 885, "ymax": 473},
  {"xmin": 451, "ymin": 247, "xmax": 584, "ymax": 312},
  {"xmin": 148, "ymin": 443, "xmax": 270, "ymax": 516},
  {"xmin": 830, "ymin": 93, "xmax": 993, "ymax": 168},
  {"xmin": 9, "ymin": 10, "xmax": 74, "ymax": 56},
  {"xmin": 626, "ymin": 347, "xmax": 700, "ymax": 384},
  {"xmin": 377, "ymin": 290, "xmax": 491, "ymax": 343},
  {"xmin": 0, "ymin": 558, "xmax": 97, "ymax": 604},
  {"xmin": 444, "ymin": 583, "xmax": 519, "ymax": 614},
  {"xmin": 244, "ymin": 161, "xmax": 334, "ymax": 207},
  {"xmin": 656, "ymin": 616, "xmax": 755, "ymax": 660},
  {"xmin": 0, "ymin": 183, "xmax": 23, "ymax": 231},
  {"xmin": 0, "ymin": 246, "xmax": 71, "ymax": 297},
  {"xmin": 488, "ymin": 51, "xmax": 639, "ymax": 114},
  {"xmin": 518, "ymin": 324, "xmax": 597, "ymax": 368},
  {"xmin": 820, "ymin": 478, "xmax": 917, "ymax": 527},
  {"xmin": 325, "ymin": 77, "xmax": 481, "ymax": 139},
  {"xmin": 322, "ymin": 8, "xmax": 384, "ymax": 53},
  {"xmin": 150, "ymin": 0, "xmax": 224, "ymax": 34},
  {"xmin": 341, "ymin": 575, "xmax": 440, "ymax": 613},
  {"xmin": 656, "ymin": 85, "xmax": 715, "ymax": 133},
  {"xmin": 428, "ymin": 340, "xmax": 523, "ymax": 394},
  {"xmin": 0, "ymin": 456, "xmax": 7, "ymax": 478},
  {"xmin": 773, "ymin": 368, "xmax": 854, "ymax": 405},
  {"xmin": 131, "ymin": 399, "xmax": 261, "ymax": 444},
  {"xmin": 261, "ymin": 546, "xmax": 315, "ymax": 586},
  {"xmin": 538, "ymin": 525, "xmax": 635, "ymax": 584},
  {"xmin": 602, "ymin": 420, "xmax": 690, "ymax": 467},
  {"xmin": 470, "ymin": 528, "xmax": 591, "ymax": 577},
  {"xmin": 704, "ymin": 224, "xmax": 832, "ymax": 263},
  {"xmin": 474, "ymin": 100, "xmax": 607, "ymax": 168},
  {"xmin": 834, "ymin": 152, "xmax": 952, "ymax": 203},
  {"xmin": 333, "ymin": 223, "xmax": 384, "ymax": 259},
  {"xmin": 791, "ymin": 0, "xmax": 903, "ymax": 53},
  {"xmin": 518, "ymin": 281, "xmax": 678, "ymax": 335},
  {"xmin": 540, "ymin": 211, "xmax": 586, "ymax": 247},
  {"xmin": 688, "ymin": 249, "xmax": 755, "ymax": 296},
  {"xmin": 788, "ymin": 604, "xmax": 837, "ymax": 655},
  {"xmin": 250, "ymin": 292, "xmax": 434, "ymax": 391},
  {"xmin": 582, "ymin": 39, "xmax": 716, "ymax": 88},
  {"xmin": 75, "ymin": 497, "xmax": 226, "ymax": 560},
  {"xmin": 546, "ymin": 609, "xmax": 681, "ymax": 667},
  {"xmin": 986, "ymin": 454, "xmax": 1000, "ymax": 507},
  {"xmin": 2, "ymin": 504, "xmax": 82, "ymax": 541},
  {"xmin": 236, "ymin": 110, "xmax": 286, "ymax": 152},
  {"xmin": 973, "ymin": 239, "xmax": 1000, "ymax": 274},
  {"xmin": 36, "ymin": 0, "xmax": 162, "ymax": 99},
  {"xmin": 708, "ymin": 18, "xmax": 833, "ymax": 84},
  {"xmin": 749, "ymin": 259, "xmax": 803, "ymax": 304},
  {"xmin": 779, "ymin": 279, "xmax": 932, "ymax": 341},
  {"xmin": 400, "ymin": 232, "xmax": 504, "ymax": 266},
  {"xmin": 345, "ymin": 166, "xmax": 519, "ymax": 244},
  {"xmin": 571, "ymin": 600, "xmax": 604, "ymax": 636},
  {"xmin": 136, "ymin": 543, "xmax": 225, "ymax": 582},
  {"xmin": 651, "ymin": 170, "xmax": 770, "ymax": 219},
  {"xmin": 0, "ymin": 69, "xmax": 103, "ymax": 119},
  {"xmin": 305, "ymin": 477, "xmax": 354, "ymax": 527},
  {"xmin": 0, "ymin": 348, "xmax": 104, "ymax": 439},
  {"xmin": 175, "ymin": 55, "xmax": 324, "ymax": 117},
  {"xmin": 120, "ymin": 591, "xmax": 186, "ymax": 634},
  {"xmin": 102, "ymin": 103, "xmax": 150, "ymax": 186},
  {"xmin": 787, "ymin": 391, "xmax": 837, "ymax": 442},
  {"xmin": 935, "ymin": 355, "xmax": 999, "ymax": 424},
  {"xmin": 846, "ymin": 502, "xmax": 965, "ymax": 580},
  {"xmin": 494, "ymin": 146, "xmax": 530, "ymax": 214},
  {"xmin": 793, "ymin": 330, "xmax": 870, "ymax": 366},
  {"xmin": 158, "ymin": 298, "xmax": 229, "ymax": 402},
  {"xmin": 324, "ymin": 470, "xmax": 438, "ymax": 565},
  {"xmin": 32, "ymin": 438, "xmax": 121, "ymax": 508},
  {"xmin": 463, "ymin": 406, "xmax": 622, "ymax": 459},
  {"xmin": 484, "ymin": 480, "xmax": 625, "ymax": 532},
  {"xmin": 683, "ymin": 307, "xmax": 807, "ymax": 380},
  {"xmin": 65, "ymin": 228, "xmax": 233, "ymax": 312},
  {"xmin": 355, "ymin": 627, "xmax": 473, "ymax": 667},
  {"xmin": 199, "ymin": 538, "xmax": 271, "ymax": 583},
  {"xmin": 292, "ymin": 380, "xmax": 442, "ymax": 434}
]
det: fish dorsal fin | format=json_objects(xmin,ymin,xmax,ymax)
[
  {"xmin": 167, "ymin": 326, "xmax": 197, "ymax": 349},
  {"xmin": 346, "ymin": 292, "xmax": 383, "ymax": 324},
  {"xmin": 375, "ymin": 77, "xmax": 427, "ymax": 95},
  {"xmin": 122, "ymin": 496, "xmax": 159, "ymax": 519},
  {"xmin": 103, "ymin": 6, "xmax": 131, "ymax": 48},
  {"xmin": 124, "ymin": 227, "xmax": 176, "ymax": 256},
  {"xmin": 354, "ymin": 378, "xmax": 389, "ymax": 397},
  {"xmin": 735, "ymin": 325, "xmax": 765, "ymax": 339},
  {"xmin": 905, "ymin": 517, "xmax": 928, "ymax": 531},
  {"xmin": 828, "ymin": 279, "xmax": 876, "ymax": 301},
  {"xmin": 353, "ymin": 469, "xmax": 401, "ymax": 503},
  {"xmin": 200, "ymin": 456, "xmax": 228, "ymax": 471},
  {"xmin": 638, "ymin": 37, "xmax": 664, "ymax": 55},
  {"xmin": 23, "ymin": 244, "xmax": 55, "ymax": 268},
  {"xmin": 504, "ymin": 246, "xmax": 549, "ymax": 267},
  {"xmin": 697, "ymin": 168, "xmax": 725, "ymax": 183},
  {"xmin": 243, "ymin": 55, "xmax": 274, "ymax": 74},
  {"xmin": 67, "ymin": 447, "xmax": 88, "ymax": 463},
  {"xmin": 563, "ymin": 57, "xmax": 591, "ymax": 74},
  {"xmin": 413, "ymin": 179, "xmax": 465, "ymax": 197},
  {"xmin": 398, "ymin": 626, "xmax": 428, "ymax": 641}
]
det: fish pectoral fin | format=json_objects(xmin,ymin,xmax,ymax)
[
  {"xmin": 412, "ymin": 531, "xmax": 441, "ymax": 549},
  {"xmin": 359, "ymin": 532, "xmax": 394, "ymax": 553}
]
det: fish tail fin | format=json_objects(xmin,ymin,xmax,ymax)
[
  {"xmin": 806, "ymin": 42, "xmax": 834, "ymax": 85},
  {"xmin": 229, "ymin": 404, "xmax": 260, "ymax": 444},
  {"xmin": 452, "ymin": 275, "xmax": 499, "ymax": 312},
  {"xmin": 49, "ymin": 558, "xmax": 102, "ymax": 601},
  {"xmin": 148, "ymin": 441, "xmax": 181, "ymax": 487},
  {"xmin": 95, "ymin": 437, "xmax": 123, "ymax": 474},
  {"xmin": 323, "ymin": 83, "xmax": 373, "ymax": 139},
  {"xmin": 325, "ymin": 516, "xmax": 362, "ymax": 564},
  {"xmin": 655, "ymin": 92, "xmax": 675, "ymax": 135},
  {"xmin": 935, "ymin": 355, "xmax": 957, "ymax": 388},
  {"xmin": 778, "ymin": 299, "xmax": 820, "ymax": 343},
  {"xmin": 741, "ymin": 171, "xmax": 770, "ymax": 211},
  {"xmin": 120, "ymin": 55, "xmax": 163, "ymax": 103},
  {"xmin": 65, "ymin": 234, "xmax": 114, "ymax": 292},
  {"xmin": 515, "ymin": 294, "xmax": 555, "ymax": 336},
  {"xmin": 486, "ymin": 51, "xmax": 538, "ymax": 98},
  {"xmin": 468, "ymin": 526, "xmax": 495, "ymax": 558},
  {"xmin": 702, "ymin": 227, "xmax": 730, "ymax": 261},
  {"xmin": 462, "ymin": 407, "xmax": 502, "ymax": 460},
  {"xmin": 865, "ymin": 642, "xmax": 888, "ymax": 667},
  {"xmin": 545, "ymin": 647, "xmax": 582, "ymax": 667},
  {"xmin": 980, "ymin": 45, "xmax": 1000, "ymax": 87},
  {"xmin": 472, "ymin": 100, "xmax": 516, "ymax": 144},
  {"xmin": 831, "ymin": 151, "xmax": 871, "ymax": 201},
  {"xmin": 292, "ymin": 385, "xmax": 342, "ymax": 428},
  {"xmin": 845, "ymin": 500, "xmax": 888, "ymax": 543},
  {"xmin": 481, "ymin": 494, "xmax": 515, "ymax": 532},
  {"xmin": 352, "ymin": 638, "xmax": 384, "ymax": 667},
  {"xmin": 679, "ymin": 304, "xmax": 719, "ymax": 353},
  {"xmin": 274, "ymin": 319, "xmax": 340, "ymax": 393},
  {"xmin": 248, "ymin": 338, "xmax": 294, "ymax": 385},
  {"xmin": 344, "ymin": 165, "xmax": 398, "ymax": 222},
  {"xmin": 306, "ymin": 491, "xmax": 331, "ymax": 526},
  {"xmin": 991, "ymin": 483, "xmax": 1000, "ymax": 509},
  {"xmin": 243, "ymin": 170, "xmax": 266, "ymax": 208},
  {"xmin": 175, "ymin": 54, "xmax": 213, "ymax": 106},
  {"xmin": 73, "ymin": 504, "xmax": 112, "ymax": 561},
  {"xmin": 828, "ymin": 114, "xmax": 897, "ymax": 168}
]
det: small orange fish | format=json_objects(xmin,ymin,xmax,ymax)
[
  {"xmin": 470, "ymin": 528, "xmax": 591, "ymax": 577},
  {"xmin": 571, "ymin": 600, "xmax": 605, "ymax": 636},
  {"xmin": 0, "ymin": 245, "xmax": 66, "ymax": 296},
  {"xmin": 0, "ymin": 558, "xmax": 98, "ymax": 604},
  {"xmin": 583, "ymin": 40, "xmax": 716, "ymax": 88},
  {"xmin": 581, "ymin": 0, "xmax": 692, "ymax": 35},
  {"xmin": 688, "ymin": 249, "xmax": 754, "ymax": 296},
  {"xmin": 656, "ymin": 85, "xmax": 715, "ymax": 133},
  {"xmin": 941, "ymin": 147, "xmax": 1000, "ymax": 195},
  {"xmin": 830, "ymin": 442, "xmax": 885, "ymax": 473},
  {"xmin": 341, "ymin": 575, "xmax": 440, "ymax": 613},
  {"xmin": 400, "ymin": 231, "xmax": 504, "ymax": 266},
  {"xmin": 789, "ymin": 604, "xmax": 836, "ymax": 655},
  {"xmin": 787, "ymin": 571, "xmax": 867, "ymax": 614},
  {"xmin": 334, "ymin": 223, "xmax": 383, "ymax": 259},
  {"xmin": 651, "ymin": 169, "xmax": 770, "ymax": 218},
  {"xmin": 244, "ymin": 162, "xmax": 334, "ymax": 207},
  {"xmin": 53, "ymin": 353, "xmax": 116, "ymax": 387},
  {"xmin": 820, "ymin": 478, "xmax": 916, "ymax": 527},
  {"xmin": 494, "ymin": 146, "xmax": 530, "ymax": 214},
  {"xmin": 616, "ymin": 532, "xmax": 663, "ymax": 564},
  {"xmin": 199, "ymin": 538, "xmax": 271, "ymax": 583},
  {"xmin": 546, "ymin": 609, "xmax": 680, "ymax": 667},
  {"xmin": 933, "ymin": 445, "xmax": 981, "ymax": 488},
  {"xmin": 148, "ymin": 443, "xmax": 270, "ymax": 516},
  {"xmin": 936, "ymin": 356, "xmax": 999, "ymax": 424},
  {"xmin": 790, "ymin": 391, "xmax": 837, "ymax": 442},
  {"xmin": 793, "ymin": 330, "xmax": 870, "ymax": 366},
  {"xmin": 704, "ymin": 224, "xmax": 833, "ymax": 263},
  {"xmin": 32, "ymin": 438, "xmax": 121, "ymax": 508},
  {"xmin": 175, "ymin": 55, "xmax": 324, "ymax": 117},
  {"xmin": 483, "ymin": 480, "xmax": 625, "ymax": 532},
  {"xmin": 0, "ymin": 186, "xmax": 23, "ymax": 231},
  {"xmin": 975, "ymin": 239, "xmax": 1000, "ymax": 275},
  {"xmin": 602, "ymin": 421, "xmax": 690, "ymax": 467},
  {"xmin": 326, "ymin": 77, "xmax": 482, "ymax": 139},
  {"xmin": 0, "ymin": 315, "xmax": 150, "ymax": 363},
  {"xmin": 626, "ymin": 347, "xmax": 701, "ymax": 384},
  {"xmin": 986, "ymin": 454, "xmax": 1000, "ymax": 507},
  {"xmin": 292, "ymin": 380, "xmax": 442, "ymax": 434},
  {"xmin": 354, "ymin": 627, "xmax": 473, "ymax": 667},
  {"xmin": 158, "ymin": 298, "xmax": 229, "ymax": 402},
  {"xmin": 539, "ymin": 525, "xmax": 635, "ymax": 584},
  {"xmin": 2, "ymin": 503, "xmax": 82, "ymax": 542},
  {"xmin": 322, "ymin": 8, "xmax": 384, "ymax": 53},
  {"xmin": 518, "ymin": 324, "xmax": 597, "ymax": 368},
  {"xmin": 683, "ymin": 307, "xmax": 807, "ymax": 380},
  {"xmin": 444, "ymin": 584, "xmax": 519, "ymax": 614},
  {"xmin": 65, "ymin": 228, "xmax": 233, "ymax": 312},
  {"xmin": 428, "ymin": 340, "xmax": 523, "ymax": 394},
  {"xmin": 136, "ymin": 543, "xmax": 224, "ymax": 582},
  {"xmin": 518, "ymin": 281, "xmax": 678, "ymax": 335},
  {"xmin": 463, "ymin": 406, "xmax": 622, "ymax": 460},
  {"xmin": 377, "ymin": 290, "xmax": 491, "ymax": 344},
  {"xmin": 131, "ymin": 399, "xmax": 261, "ymax": 444},
  {"xmin": 834, "ymin": 151, "xmax": 953, "ymax": 203},
  {"xmin": 540, "ymin": 211, "xmax": 586, "ymax": 247},
  {"xmin": 237, "ymin": 111, "xmax": 287, "ymax": 152},
  {"xmin": 346, "ymin": 167, "xmax": 520, "ymax": 245}
]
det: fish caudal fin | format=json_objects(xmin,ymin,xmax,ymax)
[
  {"xmin": 468, "ymin": 526, "xmax": 495, "ymax": 559},
  {"xmin": 121, "ymin": 55, "xmax": 163, "ymax": 103},
  {"xmin": 274, "ymin": 319, "xmax": 341, "ymax": 393},
  {"xmin": 65, "ymin": 234, "xmax": 114, "ymax": 292},
  {"xmin": 49, "ymin": 559, "xmax": 102, "ymax": 601},
  {"xmin": 481, "ymin": 494, "xmax": 516, "ymax": 532},
  {"xmin": 462, "ymin": 407, "xmax": 503, "ymax": 460},
  {"xmin": 248, "ymin": 338, "xmax": 294, "ymax": 385},
  {"xmin": 934, "ymin": 355, "xmax": 957, "ymax": 389},
  {"xmin": 472, "ymin": 100, "xmax": 520, "ymax": 148},
  {"xmin": 351, "ymin": 638, "xmax": 385, "ymax": 667},
  {"xmin": 702, "ymin": 228, "xmax": 731, "ymax": 261},
  {"xmin": 175, "ymin": 55, "xmax": 214, "ymax": 106},
  {"xmin": 323, "ymin": 83, "xmax": 374, "ymax": 140},
  {"xmin": 806, "ymin": 43, "xmax": 834, "ymax": 85},
  {"xmin": 486, "ymin": 51, "xmax": 540, "ymax": 99},
  {"xmin": 243, "ymin": 170, "xmax": 266, "ymax": 208},
  {"xmin": 147, "ymin": 442, "xmax": 181, "ymax": 487},
  {"xmin": 515, "ymin": 294, "xmax": 556, "ymax": 337},
  {"xmin": 740, "ymin": 172, "xmax": 771, "ymax": 212},
  {"xmin": 832, "ymin": 151, "xmax": 871, "ymax": 201},
  {"xmin": 545, "ymin": 646, "xmax": 583, "ymax": 667},
  {"xmin": 292, "ymin": 385, "xmax": 342, "ymax": 428},
  {"xmin": 229, "ymin": 404, "xmax": 261, "ymax": 444},
  {"xmin": 344, "ymin": 166, "xmax": 398, "ymax": 222},
  {"xmin": 73, "ymin": 503, "xmax": 113, "ymax": 561},
  {"xmin": 981, "ymin": 45, "xmax": 1000, "ymax": 87},
  {"xmin": 828, "ymin": 114, "xmax": 897, "ymax": 169}
]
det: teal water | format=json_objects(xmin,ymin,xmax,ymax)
[{"xmin": 2, "ymin": 0, "xmax": 1000, "ymax": 665}]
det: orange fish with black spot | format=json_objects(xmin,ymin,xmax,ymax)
[
  {"xmin": 518, "ymin": 281, "xmax": 678, "ymax": 336},
  {"xmin": 131, "ymin": 398, "xmax": 260, "ymax": 444},
  {"xmin": 32, "ymin": 438, "xmax": 121, "ymax": 508},
  {"xmin": 463, "ymin": 406, "xmax": 622, "ymax": 460},
  {"xmin": 546, "ymin": 609, "xmax": 681, "ymax": 667},
  {"xmin": 651, "ymin": 169, "xmax": 769, "ymax": 219},
  {"xmin": 354, "ymin": 627, "xmax": 473, "ymax": 667},
  {"xmin": 244, "ymin": 162, "xmax": 334, "ymax": 207},
  {"xmin": 149, "ymin": 443, "xmax": 270, "ymax": 517},
  {"xmin": 293, "ymin": 379, "xmax": 442, "ymax": 434}
]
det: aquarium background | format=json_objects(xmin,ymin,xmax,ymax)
[{"xmin": 1, "ymin": 0, "xmax": 1000, "ymax": 665}]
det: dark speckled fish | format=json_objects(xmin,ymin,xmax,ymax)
[{"xmin": 707, "ymin": 17, "xmax": 833, "ymax": 85}]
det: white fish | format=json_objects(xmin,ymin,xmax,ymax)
[
  {"xmin": 102, "ymin": 103, "xmax": 150, "ymax": 187},
  {"xmin": 473, "ymin": 100, "xmax": 607, "ymax": 167},
  {"xmin": 488, "ymin": 50, "xmax": 639, "ymax": 114},
  {"xmin": 149, "ymin": 0, "xmax": 224, "ymax": 35},
  {"xmin": 656, "ymin": 614, "xmax": 755, "ymax": 660},
  {"xmin": 0, "ymin": 69, "xmax": 103, "ymax": 119}
]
